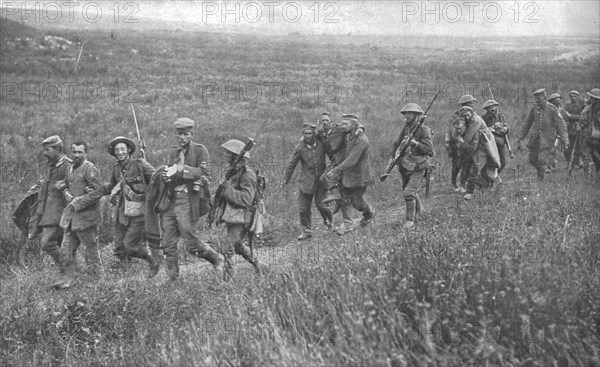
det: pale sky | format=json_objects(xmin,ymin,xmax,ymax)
[{"xmin": 2, "ymin": 1, "xmax": 599, "ymax": 36}]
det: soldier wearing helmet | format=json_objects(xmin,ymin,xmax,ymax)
[
  {"xmin": 217, "ymin": 139, "xmax": 268, "ymax": 281},
  {"xmin": 159, "ymin": 118, "xmax": 224, "ymax": 282},
  {"xmin": 517, "ymin": 89, "xmax": 569, "ymax": 181},
  {"xmin": 562, "ymin": 90, "xmax": 587, "ymax": 168},
  {"xmin": 102, "ymin": 136, "xmax": 158, "ymax": 277},
  {"xmin": 581, "ymin": 88, "xmax": 600, "ymax": 175},
  {"xmin": 445, "ymin": 94, "xmax": 477, "ymax": 192},
  {"xmin": 481, "ymin": 99, "xmax": 510, "ymax": 174},
  {"xmin": 385, "ymin": 103, "xmax": 434, "ymax": 229}
]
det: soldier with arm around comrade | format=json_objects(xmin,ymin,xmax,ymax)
[
  {"xmin": 323, "ymin": 114, "xmax": 375, "ymax": 228},
  {"xmin": 282, "ymin": 123, "xmax": 333, "ymax": 241},
  {"xmin": 563, "ymin": 90, "xmax": 586, "ymax": 167},
  {"xmin": 103, "ymin": 136, "xmax": 159, "ymax": 278},
  {"xmin": 53, "ymin": 141, "xmax": 104, "ymax": 289},
  {"xmin": 481, "ymin": 99, "xmax": 510, "ymax": 175}
]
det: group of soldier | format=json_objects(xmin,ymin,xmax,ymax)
[{"xmin": 17, "ymin": 87, "xmax": 600, "ymax": 289}]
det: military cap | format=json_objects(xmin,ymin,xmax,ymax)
[
  {"xmin": 320, "ymin": 112, "xmax": 330, "ymax": 117},
  {"xmin": 302, "ymin": 123, "xmax": 317, "ymax": 132},
  {"xmin": 532, "ymin": 88, "xmax": 546, "ymax": 96},
  {"xmin": 587, "ymin": 88, "xmax": 600, "ymax": 100},
  {"xmin": 342, "ymin": 114, "xmax": 359, "ymax": 123},
  {"xmin": 548, "ymin": 93, "xmax": 562, "ymax": 101},
  {"xmin": 569, "ymin": 90, "xmax": 580, "ymax": 96},
  {"xmin": 458, "ymin": 94, "xmax": 477, "ymax": 104},
  {"xmin": 400, "ymin": 103, "xmax": 424, "ymax": 115},
  {"xmin": 173, "ymin": 117, "xmax": 195, "ymax": 131},
  {"xmin": 457, "ymin": 106, "xmax": 474, "ymax": 115},
  {"xmin": 41, "ymin": 135, "xmax": 63, "ymax": 148},
  {"xmin": 221, "ymin": 139, "xmax": 250, "ymax": 158},
  {"xmin": 482, "ymin": 99, "xmax": 499, "ymax": 109},
  {"xmin": 108, "ymin": 136, "xmax": 136, "ymax": 156}
]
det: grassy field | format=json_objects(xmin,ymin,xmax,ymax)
[{"xmin": 1, "ymin": 19, "xmax": 599, "ymax": 366}]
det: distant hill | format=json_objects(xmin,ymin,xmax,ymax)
[{"xmin": 0, "ymin": 18, "xmax": 41, "ymax": 41}]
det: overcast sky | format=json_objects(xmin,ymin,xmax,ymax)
[{"xmin": 2, "ymin": 1, "xmax": 599, "ymax": 36}]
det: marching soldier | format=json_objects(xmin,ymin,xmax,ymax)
[
  {"xmin": 103, "ymin": 136, "xmax": 159, "ymax": 277},
  {"xmin": 282, "ymin": 123, "xmax": 333, "ymax": 241},
  {"xmin": 517, "ymin": 89, "xmax": 569, "ymax": 181},
  {"xmin": 481, "ymin": 99, "xmax": 510, "ymax": 174},
  {"xmin": 446, "ymin": 94, "xmax": 477, "ymax": 192},
  {"xmin": 387, "ymin": 103, "xmax": 434, "ymax": 229},
  {"xmin": 30, "ymin": 136, "xmax": 72, "ymax": 269},
  {"xmin": 581, "ymin": 88, "xmax": 600, "ymax": 175},
  {"xmin": 53, "ymin": 141, "xmax": 104, "ymax": 289},
  {"xmin": 563, "ymin": 90, "xmax": 586, "ymax": 167},
  {"xmin": 455, "ymin": 106, "xmax": 487, "ymax": 200},
  {"xmin": 548, "ymin": 93, "xmax": 571, "ymax": 170},
  {"xmin": 322, "ymin": 114, "xmax": 375, "ymax": 227},
  {"xmin": 160, "ymin": 118, "xmax": 224, "ymax": 282},
  {"xmin": 217, "ymin": 139, "xmax": 267, "ymax": 281}
]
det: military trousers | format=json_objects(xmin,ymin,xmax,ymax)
[
  {"xmin": 461, "ymin": 157, "xmax": 479, "ymax": 194},
  {"xmin": 528, "ymin": 147, "xmax": 553, "ymax": 180},
  {"xmin": 114, "ymin": 214, "xmax": 150, "ymax": 261},
  {"xmin": 340, "ymin": 186, "xmax": 374, "ymax": 220},
  {"xmin": 60, "ymin": 226, "xmax": 100, "ymax": 276},
  {"xmin": 298, "ymin": 185, "xmax": 333, "ymax": 231},
  {"xmin": 401, "ymin": 170, "xmax": 424, "ymax": 222},
  {"xmin": 160, "ymin": 191, "xmax": 221, "ymax": 280},
  {"xmin": 564, "ymin": 133, "xmax": 583, "ymax": 165},
  {"xmin": 41, "ymin": 225, "xmax": 63, "ymax": 265},
  {"xmin": 448, "ymin": 144, "xmax": 462, "ymax": 185},
  {"xmin": 220, "ymin": 223, "xmax": 257, "ymax": 280}
]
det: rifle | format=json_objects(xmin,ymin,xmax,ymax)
[
  {"xmin": 207, "ymin": 138, "xmax": 255, "ymax": 227},
  {"xmin": 487, "ymin": 83, "xmax": 513, "ymax": 158},
  {"xmin": 380, "ymin": 91, "xmax": 440, "ymax": 182},
  {"xmin": 568, "ymin": 132, "xmax": 580, "ymax": 176},
  {"xmin": 131, "ymin": 104, "xmax": 147, "ymax": 159}
]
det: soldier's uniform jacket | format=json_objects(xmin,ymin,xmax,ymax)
[
  {"xmin": 105, "ymin": 158, "xmax": 155, "ymax": 226},
  {"xmin": 318, "ymin": 122, "xmax": 365, "ymax": 165},
  {"xmin": 457, "ymin": 115, "xmax": 486, "ymax": 157},
  {"xmin": 581, "ymin": 103, "xmax": 600, "ymax": 140},
  {"xmin": 445, "ymin": 111, "xmax": 461, "ymax": 145},
  {"xmin": 481, "ymin": 111, "xmax": 510, "ymax": 147},
  {"xmin": 36, "ymin": 154, "xmax": 72, "ymax": 227},
  {"xmin": 283, "ymin": 138, "xmax": 327, "ymax": 195},
  {"xmin": 337, "ymin": 128, "xmax": 374, "ymax": 188},
  {"xmin": 564, "ymin": 100, "xmax": 586, "ymax": 134},
  {"xmin": 389, "ymin": 123, "xmax": 434, "ymax": 172},
  {"xmin": 168, "ymin": 141, "xmax": 210, "ymax": 222},
  {"xmin": 61, "ymin": 160, "xmax": 103, "ymax": 231},
  {"xmin": 222, "ymin": 165, "xmax": 257, "ymax": 227},
  {"xmin": 520, "ymin": 102, "xmax": 569, "ymax": 150}
]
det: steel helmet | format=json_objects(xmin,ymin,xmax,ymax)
[
  {"xmin": 482, "ymin": 99, "xmax": 499, "ymax": 109},
  {"xmin": 587, "ymin": 88, "xmax": 600, "ymax": 100},
  {"xmin": 400, "ymin": 103, "xmax": 424, "ymax": 115},
  {"xmin": 548, "ymin": 93, "xmax": 562, "ymax": 101},
  {"xmin": 221, "ymin": 139, "xmax": 250, "ymax": 158},
  {"xmin": 458, "ymin": 94, "xmax": 477, "ymax": 104}
]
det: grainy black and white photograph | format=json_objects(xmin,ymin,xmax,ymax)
[{"xmin": 1, "ymin": 1, "xmax": 599, "ymax": 366}]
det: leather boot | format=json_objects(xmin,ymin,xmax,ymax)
[
  {"xmin": 415, "ymin": 195, "xmax": 422, "ymax": 218},
  {"xmin": 236, "ymin": 242, "xmax": 268, "ymax": 275},
  {"xmin": 322, "ymin": 187, "xmax": 341, "ymax": 204},
  {"xmin": 204, "ymin": 250, "xmax": 225, "ymax": 275},
  {"xmin": 165, "ymin": 256, "xmax": 179, "ymax": 281},
  {"xmin": 405, "ymin": 198, "xmax": 416, "ymax": 223},
  {"xmin": 223, "ymin": 254, "xmax": 234, "ymax": 282},
  {"xmin": 139, "ymin": 248, "xmax": 159, "ymax": 279}
]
